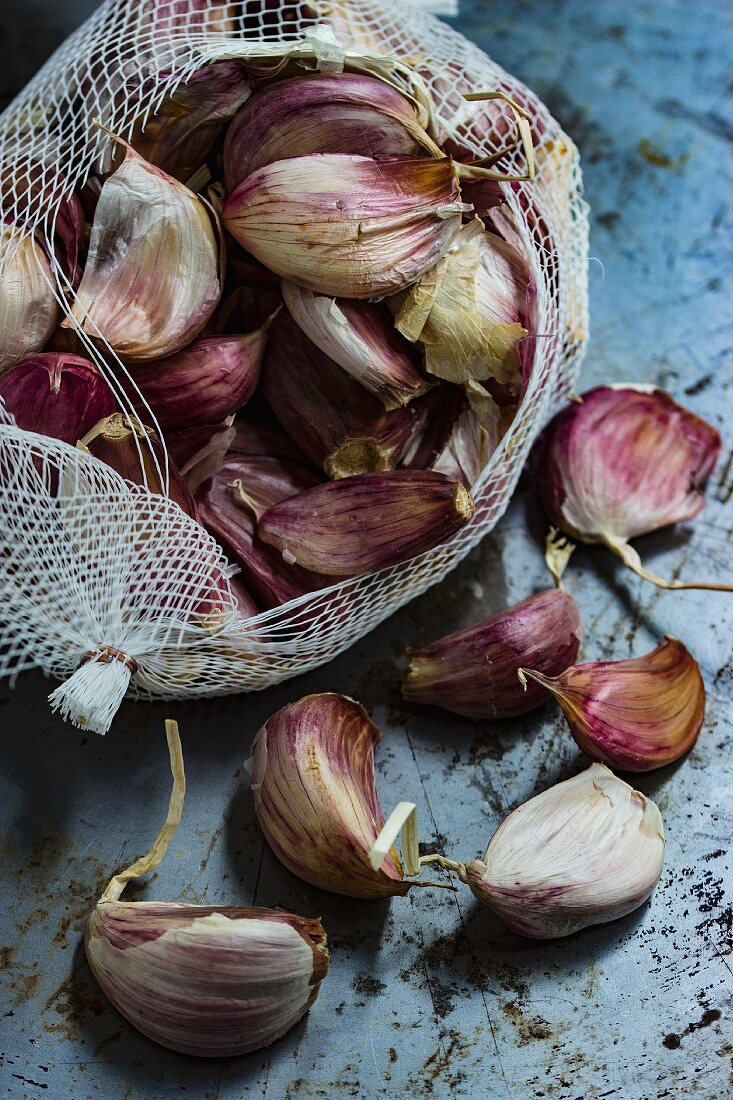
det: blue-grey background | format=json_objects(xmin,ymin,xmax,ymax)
[{"xmin": 1, "ymin": 1, "xmax": 732, "ymax": 1097}]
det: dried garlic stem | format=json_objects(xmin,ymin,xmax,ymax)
[
  {"xmin": 418, "ymin": 854, "xmax": 468, "ymax": 881},
  {"xmin": 604, "ymin": 535, "xmax": 733, "ymax": 593},
  {"xmin": 459, "ymin": 91, "xmax": 535, "ymax": 182},
  {"xmin": 545, "ymin": 527, "xmax": 576, "ymax": 588},
  {"xmin": 100, "ymin": 719, "xmax": 186, "ymax": 903}
]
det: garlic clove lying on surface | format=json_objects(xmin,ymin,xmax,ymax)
[
  {"xmin": 0, "ymin": 225, "xmax": 58, "ymax": 374},
  {"xmin": 86, "ymin": 720, "xmax": 329, "ymax": 1057},
  {"xmin": 538, "ymin": 385, "xmax": 730, "ymax": 591},
  {"xmin": 423, "ymin": 763, "xmax": 665, "ymax": 939},
  {"xmin": 0, "ymin": 352, "xmax": 116, "ymax": 444},
  {"xmin": 519, "ymin": 636, "xmax": 705, "ymax": 772},
  {"xmin": 222, "ymin": 153, "xmax": 466, "ymax": 299},
  {"xmin": 258, "ymin": 469, "xmax": 475, "ymax": 578},
  {"xmin": 251, "ymin": 693, "xmax": 423, "ymax": 899},
  {"xmin": 403, "ymin": 588, "xmax": 583, "ymax": 719},
  {"xmin": 67, "ymin": 131, "xmax": 221, "ymax": 361}
]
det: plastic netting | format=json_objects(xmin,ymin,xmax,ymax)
[{"xmin": 0, "ymin": 0, "xmax": 588, "ymax": 732}]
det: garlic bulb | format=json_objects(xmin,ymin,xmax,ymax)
[
  {"xmin": 0, "ymin": 225, "xmax": 57, "ymax": 373},
  {"xmin": 222, "ymin": 154, "xmax": 465, "ymax": 299},
  {"xmin": 519, "ymin": 636, "xmax": 705, "ymax": 772},
  {"xmin": 539, "ymin": 385, "xmax": 730, "ymax": 591},
  {"xmin": 251, "ymin": 694, "xmax": 422, "ymax": 899},
  {"xmin": 86, "ymin": 721, "xmax": 329, "ymax": 1056},
  {"xmin": 67, "ymin": 132, "xmax": 221, "ymax": 361},
  {"xmin": 422, "ymin": 764, "xmax": 665, "ymax": 938},
  {"xmin": 0, "ymin": 353, "xmax": 115, "ymax": 444}
]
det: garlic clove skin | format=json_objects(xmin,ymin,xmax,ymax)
[
  {"xmin": 0, "ymin": 352, "xmax": 116, "ymax": 444},
  {"xmin": 464, "ymin": 763, "xmax": 666, "ymax": 938},
  {"xmin": 0, "ymin": 225, "xmax": 58, "ymax": 374},
  {"xmin": 403, "ymin": 588, "xmax": 583, "ymax": 719},
  {"xmin": 167, "ymin": 417, "xmax": 236, "ymax": 494},
  {"xmin": 430, "ymin": 402, "xmax": 502, "ymax": 489},
  {"xmin": 86, "ymin": 900, "xmax": 327, "ymax": 1056},
  {"xmin": 519, "ymin": 636, "xmax": 705, "ymax": 772},
  {"xmin": 67, "ymin": 137, "xmax": 221, "ymax": 361},
  {"xmin": 222, "ymin": 153, "xmax": 465, "ymax": 299},
  {"xmin": 281, "ymin": 281, "xmax": 430, "ymax": 411},
  {"xmin": 251, "ymin": 693, "xmax": 412, "ymax": 898},
  {"xmin": 223, "ymin": 72, "xmax": 438, "ymax": 192},
  {"xmin": 258, "ymin": 470, "xmax": 475, "ymax": 578}
]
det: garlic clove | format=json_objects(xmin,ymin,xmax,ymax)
[
  {"xmin": 519, "ymin": 636, "xmax": 705, "ymax": 772},
  {"xmin": 222, "ymin": 153, "xmax": 465, "ymax": 299},
  {"xmin": 403, "ymin": 588, "xmax": 583, "ymax": 719},
  {"xmin": 167, "ymin": 417, "xmax": 237, "ymax": 494},
  {"xmin": 67, "ymin": 132, "xmax": 221, "ymax": 361},
  {"xmin": 0, "ymin": 352, "xmax": 116, "ymax": 444},
  {"xmin": 0, "ymin": 225, "xmax": 58, "ymax": 374},
  {"xmin": 430, "ymin": 401, "xmax": 502, "ymax": 489},
  {"xmin": 258, "ymin": 469, "xmax": 475, "ymax": 578},
  {"xmin": 455, "ymin": 763, "xmax": 665, "ymax": 938},
  {"xmin": 130, "ymin": 329, "xmax": 268, "ymax": 430},
  {"xmin": 262, "ymin": 310, "xmax": 429, "ymax": 478},
  {"xmin": 281, "ymin": 281, "xmax": 431, "ymax": 411},
  {"xmin": 251, "ymin": 693, "xmax": 419, "ymax": 898},
  {"xmin": 223, "ymin": 71, "xmax": 439, "ymax": 191},
  {"xmin": 86, "ymin": 720, "xmax": 328, "ymax": 1056},
  {"xmin": 538, "ymin": 385, "xmax": 729, "ymax": 591}
]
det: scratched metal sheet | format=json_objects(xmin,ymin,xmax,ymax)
[{"xmin": 1, "ymin": 0, "xmax": 732, "ymax": 1097}]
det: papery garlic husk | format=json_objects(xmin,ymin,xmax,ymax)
[
  {"xmin": 0, "ymin": 225, "xmax": 58, "ymax": 373},
  {"xmin": 251, "ymin": 693, "xmax": 420, "ymax": 898},
  {"xmin": 131, "ymin": 329, "xmax": 267, "ymax": 430},
  {"xmin": 262, "ymin": 310, "xmax": 429, "ymax": 478},
  {"xmin": 403, "ymin": 589, "xmax": 582, "ymax": 719},
  {"xmin": 86, "ymin": 720, "xmax": 328, "ymax": 1057},
  {"xmin": 0, "ymin": 353, "xmax": 116, "ymax": 444},
  {"xmin": 222, "ymin": 154, "xmax": 465, "ymax": 299},
  {"xmin": 259, "ymin": 469, "xmax": 475, "ymax": 578},
  {"xmin": 167, "ymin": 417, "xmax": 236, "ymax": 493},
  {"xmin": 128, "ymin": 61, "xmax": 251, "ymax": 182},
  {"xmin": 79, "ymin": 413, "xmax": 198, "ymax": 519},
  {"xmin": 223, "ymin": 72, "xmax": 440, "ymax": 192},
  {"xmin": 395, "ymin": 220, "xmax": 529, "ymax": 389},
  {"xmin": 519, "ymin": 636, "xmax": 705, "ymax": 772},
  {"xmin": 441, "ymin": 763, "xmax": 665, "ymax": 938},
  {"xmin": 431, "ymin": 402, "xmax": 502, "ymax": 489},
  {"xmin": 538, "ymin": 385, "xmax": 729, "ymax": 591},
  {"xmin": 66, "ymin": 135, "xmax": 221, "ymax": 361},
  {"xmin": 281, "ymin": 281, "xmax": 430, "ymax": 411}
]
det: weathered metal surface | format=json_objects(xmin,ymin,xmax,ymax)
[{"xmin": 1, "ymin": 1, "xmax": 732, "ymax": 1097}]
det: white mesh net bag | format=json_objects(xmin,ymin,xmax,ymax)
[{"xmin": 0, "ymin": 0, "xmax": 588, "ymax": 732}]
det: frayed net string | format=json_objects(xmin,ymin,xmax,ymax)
[{"xmin": 48, "ymin": 646, "xmax": 139, "ymax": 734}]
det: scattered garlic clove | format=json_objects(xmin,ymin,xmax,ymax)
[
  {"xmin": 519, "ymin": 636, "xmax": 705, "ymax": 772},
  {"xmin": 0, "ymin": 225, "xmax": 58, "ymax": 373},
  {"xmin": 258, "ymin": 469, "xmax": 475, "ymax": 578},
  {"xmin": 281, "ymin": 281, "xmax": 431, "ymax": 411},
  {"xmin": 223, "ymin": 72, "xmax": 440, "ymax": 191},
  {"xmin": 222, "ymin": 153, "xmax": 466, "ymax": 299},
  {"xmin": 130, "ymin": 329, "xmax": 267, "ymax": 430},
  {"xmin": 422, "ymin": 763, "xmax": 665, "ymax": 939},
  {"xmin": 67, "ymin": 132, "xmax": 221, "ymax": 361},
  {"xmin": 0, "ymin": 353, "xmax": 116, "ymax": 444},
  {"xmin": 251, "ymin": 693, "xmax": 421, "ymax": 898},
  {"xmin": 403, "ymin": 588, "xmax": 583, "ymax": 719},
  {"xmin": 538, "ymin": 385, "xmax": 730, "ymax": 591},
  {"xmin": 86, "ymin": 720, "xmax": 328, "ymax": 1057},
  {"xmin": 262, "ymin": 310, "xmax": 429, "ymax": 478}
]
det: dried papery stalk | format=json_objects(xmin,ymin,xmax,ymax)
[
  {"xmin": 0, "ymin": 353, "xmax": 116, "ymax": 444},
  {"xmin": 0, "ymin": 224, "xmax": 58, "ymax": 373}
]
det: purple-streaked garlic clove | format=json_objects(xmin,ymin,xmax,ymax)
[
  {"xmin": 262, "ymin": 310, "xmax": 429, "ymax": 478},
  {"xmin": 519, "ymin": 636, "xmax": 705, "ymax": 772},
  {"xmin": 258, "ymin": 469, "xmax": 475, "ymax": 578},
  {"xmin": 223, "ymin": 71, "xmax": 440, "ymax": 191},
  {"xmin": 0, "ymin": 353, "xmax": 116, "ymax": 444},
  {"xmin": 130, "ymin": 330, "xmax": 268, "ymax": 430},
  {"xmin": 538, "ymin": 385, "xmax": 729, "ymax": 591},
  {"xmin": 422, "ymin": 764, "xmax": 666, "ymax": 939},
  {"xmin": 250, "ymin": 694, "xmax": 424, "ymax": 899},
  {"xmin": 222, "ymin": 154, "xmax": 466, "ymax": 299},
  {"xmin": 66, "ymin": 132, "xmax": 221, "ymax": 362},
  {"xmin": 403, "ymin": 588, "xmax": 583, "ymax": 719},
  {"xmin": 281, "ymin": 281, "xmax": 430, "ymax": 411},
  {"xmin": 54, "ymin": 191, "xmax": 86, "ymax": 289},
  {"xmin": 86, "ymin": 720, "xmax": 328, "ymax": 1057},
  {"xmin": 0, "ymin": 224, "xmax": 58, "ymax": 373},
  {"xmin": 395, "ymin": 220, "xmax": 530, "ymax": 390},
  {"xmin": 216, "ymin": 283, "xmax": 282, "ymax": 334}
]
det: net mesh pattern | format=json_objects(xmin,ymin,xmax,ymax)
[{"xmin": 0, "ymin": 0, "xmax": 589, "ymax": 723}]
